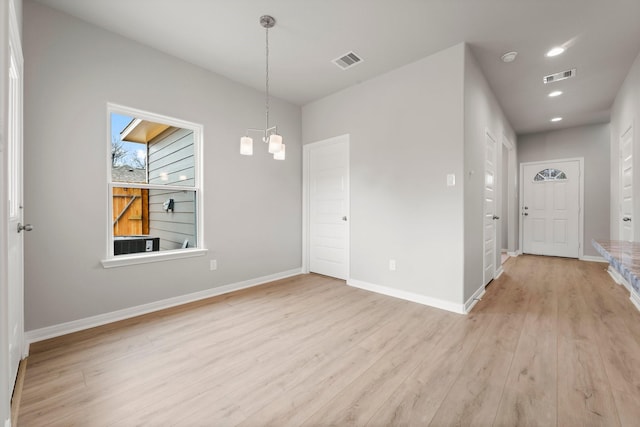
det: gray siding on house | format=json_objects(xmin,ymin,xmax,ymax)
[{"xmin": 148, "ymin": 127, "xmax": 197, "ymax": 250}]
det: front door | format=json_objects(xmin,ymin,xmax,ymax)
[
  {"xmin": 522, "ymin": 160, "xmax": 580, "ymax": 258},
  {"xmin": 306, "ymin": 135, "xmax": 349, "ymax": 280}
]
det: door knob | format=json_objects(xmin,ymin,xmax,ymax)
[
  {"xmin": 523, "ymin": 212, "xmax": 528, "ymax": 216},
  {"xmin": 17, "ymin": 223, "xmax": 33, "ymax": 233},
  {"xmin": 492, "ymin": 215, "xmax": 500, "ymax": 220},
  {"xmin": 623, "ymin": 217, "xmax": 632, "ymax": 222},
  {"xmin": 524, "ymin": 206, "xmax": 528, "ymax": 210},
  {"xmin": 342, "ymin": 216, "xmax": 347, "ymax": 221}
]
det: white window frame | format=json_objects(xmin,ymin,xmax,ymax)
[{"xmin": 101, "ymin": 103, "xmax": 206, "ymax": 268}]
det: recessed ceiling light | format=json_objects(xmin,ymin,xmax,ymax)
[
  {"xmin": 549, "ymin": 91, "xmax": 563, "ymax": 97},
  {"xmin": 550, "ymin": 117, "xmax": 563, "ymax": 122},
  {"xmin": 546, "ymin": 47, "xmax": 565, "ymax": 57},
  {"xmin": 501, "ymin": 51, "xmax": 518, "ymax": 63}
]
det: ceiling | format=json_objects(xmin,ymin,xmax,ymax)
[{"xmin": 34, "ymin": 0, "xmax": 640, "ymax": 135}]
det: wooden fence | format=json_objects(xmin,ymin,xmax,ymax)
[{"xmin": 113, "ymin": 187, "xmax": 149, "ymax": 236}]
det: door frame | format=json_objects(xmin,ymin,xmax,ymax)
[
  {"xmin": 0, "ymin": 0, "xmax": 9, "ymax": 420},
  {"xmin": 483, "ymin": 130, "xmax": 498, "ymax": 284},
  {"xmin": 519, "ymin": 157, "xmax": 585, "ymax": 258},
  {"xmin": 501, "ymin": 135, "xmax": 517, "ymax": 257},
  {"xmin": 619, "ymin": 123, "xmax": 634, "ymax": 241},
  {"xmin": 302, "ymin": 134, "xmax": 350, "ymax": 278}
]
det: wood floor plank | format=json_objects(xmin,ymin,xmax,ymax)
[
  {"xmin": 493, "ymin": 255, "xmax": 560, "ymax": 427},
  {"xmin": 300, "ymin": 326, "xmax": 436, "ymax": 426},
  {"xmin": 428, "ymin": 310, "xmax": 528, "ymax": 424},
  {"xmin": 557, "ymin": 337, "xmax": 620, "ymax": 426},
  {"xmin": 556, "ymin": 260, "xmax": 620, "ymax": 426},
  {"xmin": 365, "ymin": 314, "xmax": 484, "ymax": 426},
  {"xmin": 369, "ymin": 261, "xmax": 530, "ymax": 426},
  {"xmin": 17, "ymin": 258, "xmax": 640, "ymax": 426}
]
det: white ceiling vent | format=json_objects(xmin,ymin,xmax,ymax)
[
  {"xmin": 543, "ymin": 68, "xmax": 576, "ymax": 84},
  {"xmin": 332, "ymin": 51, "xmax": 363, "ymax": 70}
]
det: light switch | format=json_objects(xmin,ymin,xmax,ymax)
[{"xmin": 447, "ymin": 174, "xmax": 456, "ymax": 187}]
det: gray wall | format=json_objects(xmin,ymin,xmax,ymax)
[
  {"xmin": 462, "ymin": 45, "xmax": 517, "ymax": 301},
  {"xmin": 303, "ymin": 43, "xmax": 466, "ymax": 306},
  {"xmin": 610, "ymin": 51, "xmax": 640, "ymax": 241},
  {"xmin": 518, "ymin": 123, "xmax": 610, "ymax": 257},
  {"xmin": 23, "ymin": 1, "xmax": 302, "ymax": 331}
]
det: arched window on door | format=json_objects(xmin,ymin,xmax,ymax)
[{"xmin": 533, "ymin": 168, "xmax": 567, "ymax": 182}]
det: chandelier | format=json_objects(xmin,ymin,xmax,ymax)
[{"xmin": 240, "ymin": 15, "xmax": 285, "ymax": 160}]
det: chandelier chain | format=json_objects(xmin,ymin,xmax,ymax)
[{"xmin": 265, "ymin": 25, "xmax": 270, "ymax": 135}]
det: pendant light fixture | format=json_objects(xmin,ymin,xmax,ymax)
[{"xmin": 240, "ymin": 15, "xmax": 285, "ymax": 160}]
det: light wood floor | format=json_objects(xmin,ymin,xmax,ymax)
[{"xmin": 18, "ymin": 255, "xmax": 640, "ymax": 426}]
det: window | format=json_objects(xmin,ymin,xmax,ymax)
[
  {"xmin": 102, "ymin": 104, "xmax": 205, "ymax": 267},
  {"xmin": 533, "ymin": 168, "xmax": 567, "ymax": 182}
]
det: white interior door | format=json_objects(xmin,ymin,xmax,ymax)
[
  {"xmin": 522, "ymin": 160, "xmax": 580, "ymax": 258},
  {"xmin": 483, "ymin": 132, "xmax": 497, "ymax": 285},
  {"xmin": 6, "ymin": 6, "xmax": 25, "ymax": 396},
  {"xmin": 620, "ymin": 125, "xmax": 633, "ymax": 241},
  {"xmin": 307, "ymin": 136, "xmax": 349, "ymax": 280}
]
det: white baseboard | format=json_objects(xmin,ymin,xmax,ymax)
[
  {"xmin": 607, "ymin": 266, "xmax": 630, "ymax": 292},
  {"xmin": 347, "ymin": 278, "xmax": 465, "ymax": 315},
  {"xmin": 24, "ymin": 268, "xmax": 303, "ymax": 351},
  {"xmin": 605, "ymin": 266, "xmax": 640, "ymax": 313},
  {"xmin": 630, "ymin": 289, "xmax": 640, "ymax": 313},
  {"xmin": 580, "ymin": 255, "xmax": 608, "ymax": 263},
  {"xmin": 464, "ymin": 285, "xmax": 486, "ymax": 314},
  {"xmin": 507, "ymin": 251, "xmax": 520, "ymax": 257},
  {"xmin": 607, "ymin": 265, "xmax": 623, "ymax": 285},
  {"xmin": 495, "ymin": 267, "xmax": 504, "ymax": 279}
]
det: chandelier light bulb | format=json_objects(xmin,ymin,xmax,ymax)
[
  {"xmin": 268, "ymin": 133, "xmax": 283, "ymax": 154},
  {"xmin": 274, "ymin": 144, "xmax": 286, "ymax": 160},
  {"xmin": 240, "ymin": 136, "xmax": 253, "ymax": 155}
]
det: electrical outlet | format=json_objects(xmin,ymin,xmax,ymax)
[
  {"xmin": 447, "ymin": 173, "xmax": 455, "ymax": 187},
  {"xmin": 210, "ymin": 260, "xmax": 217, "ymax": 271},
  {"xmin": 389, "ymin": 259, "xmax": 396, "ymax": 271}
]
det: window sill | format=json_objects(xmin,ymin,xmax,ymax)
[{"xmin": 101, "ymin": 248, "xmax": 208, "ymax": 269}]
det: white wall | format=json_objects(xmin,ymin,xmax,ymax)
[
  {"xmin": 23, "ymin": 1, "xmax": 302, "ymax": 331},
  {"xmin": 610, "ymin": 51, "xmax": 640, "ymax": 241},
  {"xmin": 462, "ymin": 45, "xmax": 517, "ymax": 301},
  {"xmin": 518, "ymin": 123, "xmax": 610, "ymax": 257},
  {"xmin": 303, "ymin": 44, "xmax": 466, "ymax": 308}
]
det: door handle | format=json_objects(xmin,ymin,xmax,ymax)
[
  {"xmin": 492, "ymin": 215, "xmax": 500, "ymax": 220},
  {"xmin": 523, "ymin": 212, "xmax": 528, "ymax": 216},
  {"xmin": 17, "ymin": 223, "xmax": 33, "ymax": 233},
  {"xmin": 623, "ymin": 217, "xmax": 632, "ymax": 222},
  {"xmin": 342, "ymin": 216, "xmax": 347, "ymax": 221}
]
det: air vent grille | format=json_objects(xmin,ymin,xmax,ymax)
[
  {"xmin": 332, "ymin": 51, "xmax": 363, "ymax": 70},
  {"xmin": 543, "ymin": 68, "xmax": 576, "ymax": 84}
]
